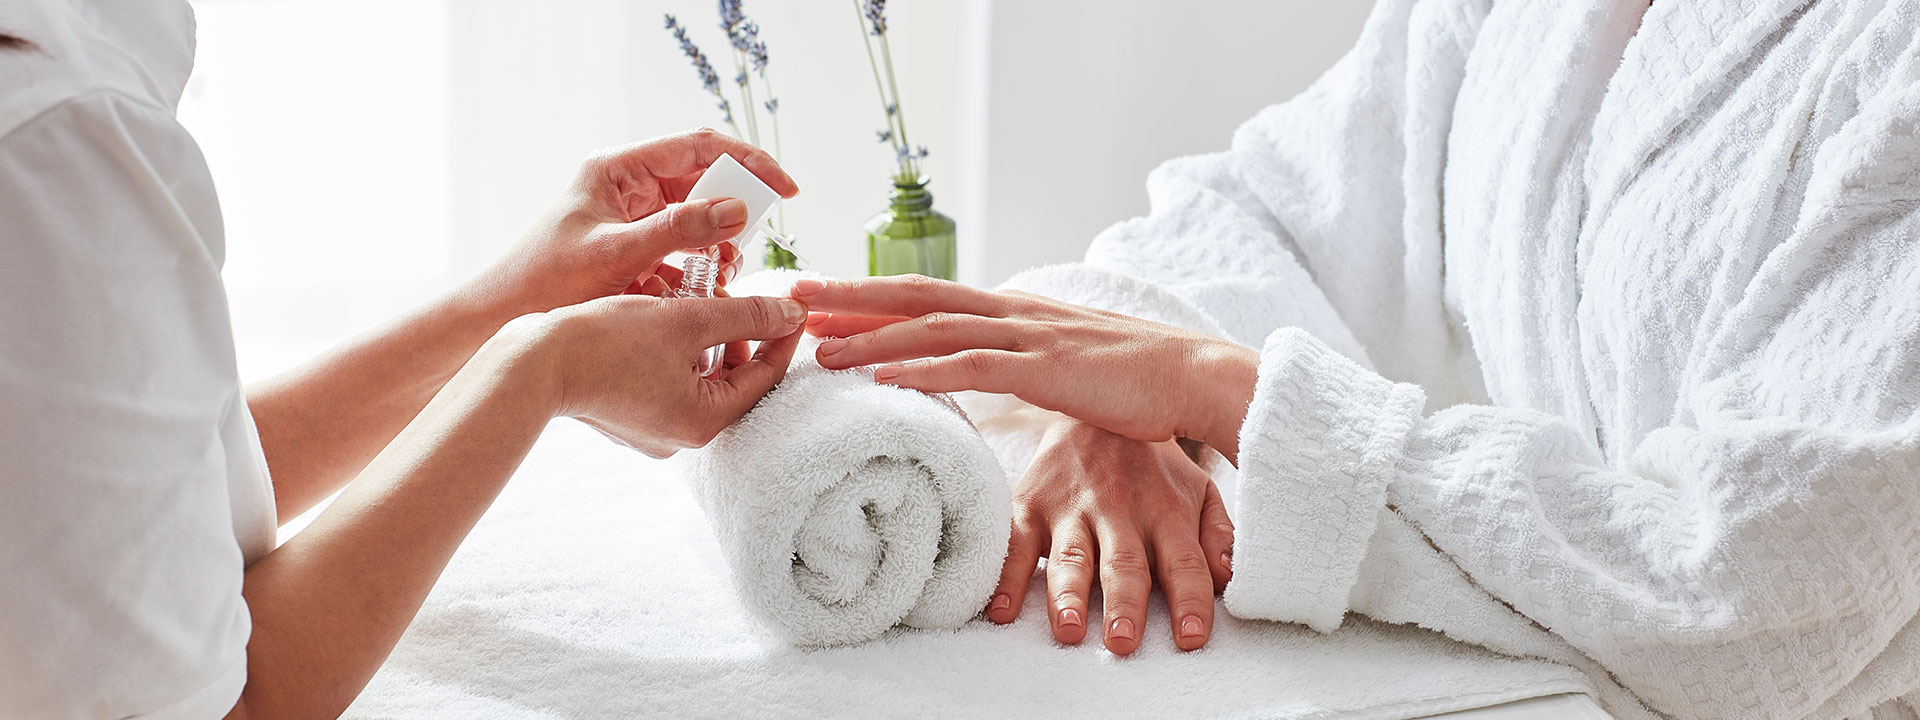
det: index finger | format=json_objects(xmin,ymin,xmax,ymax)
[
  {"xmin": 790, "ymin": 275, "xmax": 1011, "ymax": 319},
  {"xmin": 604, "ymin": 127, "xmax": 799, "ymax": 198}
]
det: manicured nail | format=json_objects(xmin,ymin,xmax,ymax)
[
  {"xmin": 1221, "ymin": 551, "xmax": 1233, "ymax": 570},
  {"xmin": 818, "ymin": 338, "xmax": 846, "ymax": 357},
  {"xmin": 709, "ymin": 198, "xmax": 747, "ymax": 227},
  {"xmin": 806, "ymin": 311, "xmax": 830, "ymax": 327},
  {"xmin": 1058, "ymin": 608, "xmax": 1083, "ymax": 628},
  {"xmin": 1110, "ymin": 617, "xmax": 1136, "ymax": 641},
  {"xmin": 1180, "ymin": 615, "xmax": 1204, "ymax": 639},
  {"xmin": 780, "ymin": 299, "xmax": 806, "ymax": 325},
  {"xmin": 791, "ymin": 279, "xmax": 825, "ymax": 296},
  {"xmin": 873, "ymin": 365, "xmax": 901, "ymax": 383},
  {"xmin": 989, "ymin": 594, "xmax": 1011, "ymax": 614}
]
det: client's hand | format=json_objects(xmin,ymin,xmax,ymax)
[
  {"xmin": 523, "ymin": 293, "xmax": 806, "ymax": 457},
  {"xmin": 794, "ymin": 275, "xmax": 1260, "ymax": 461},
  {"xmin": 478, "ymin": 127, "xmax": 799, "ymax": 315},
  {"xmin": 991, "ymin": 419, "xmax": 1234, "ymax": 655}
]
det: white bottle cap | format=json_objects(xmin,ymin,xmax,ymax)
[{"xmin": 684, "ymin": 152, "xmax": 781, "ymax": 249}]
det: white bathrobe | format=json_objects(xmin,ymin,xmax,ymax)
[{"xmin": 986, "ymin": 0, "xmax": 1920, "ymax": 718}]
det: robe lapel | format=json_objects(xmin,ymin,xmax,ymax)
[{"xmin": 1583, "ymin": 0, "xmax": 1817, "ymax": 209}]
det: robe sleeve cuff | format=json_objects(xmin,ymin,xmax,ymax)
[{"xmin": 1222, "ymin": 327, "xmax": 1426, "ymax": 632}]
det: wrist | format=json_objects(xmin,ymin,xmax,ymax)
[
  {"xmin": 470, "ymin": 311, "xmax": 569, "ymax": 420},
  {"xmin": 1189, "ymin": 339, "xmax": 1259, "ymax": 464}
]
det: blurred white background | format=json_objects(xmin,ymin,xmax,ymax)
[{"xmin": 180, "ymin": 0, "xmax": 1372, "ymax": 381}]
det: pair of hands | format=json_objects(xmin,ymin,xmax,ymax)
[
  {"xmin": 477, "ymin": 127, "xmax": 1257, "ymax": 653},
  {"xmin": 797, "ymin": 275, "xmax": 1262, "ymax": 654},
  {"xmin": 473, "ymin": 127, "xmax": 807, "ymax": 457}
]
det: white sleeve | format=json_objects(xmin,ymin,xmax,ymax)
[
  {"xmin": 0, "ymin": 93, "xmax": 253, "ymax": 718},
  {"xmin": 1223, "ymin": 90, "xmax": 1920, "ymax": 718}
]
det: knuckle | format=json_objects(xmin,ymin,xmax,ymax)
[
  {"xmin": 747, "ymin": 297, "xmax": 782, "ymax": 331},
  {"xmin": 957, "ymin": 349, "xmax": 996, "ymax": 378},
  {"xmin": 1163, "ymin": 549, "xmax": 1213, "ymax": 579},
  {"xmin": 1208, "ymin": 520, "xmax": 1238, "ymax": 538},
  {"xmin": 1050, "ymin": 543, "xmax": 1093, "ymax": 569},
  {"xmin": 898, "ymin": 273, "xmax": 938, "ymax": 292},
  {"xmin": 1101, "ymin": 547, "xmax": 1151, "ymax": 576},
  {"xmin": 1052, "ymin": 588, "xmax": 1084, "ymax": 607},
  {"xmin": 919, "ymin": 311, "xmax": 957, "ymax": 333}
]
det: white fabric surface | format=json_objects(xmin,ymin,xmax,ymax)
[
  {"xmin": 976, "ymin": 1, "xmax": 1920, "ymax": 718},
  {"xmin": 0, "ymin": 0, "xmax": 275, "ymax": 717},
  {"xmin": 345, "ymin": 419, "xmax": 1593, "ymax": 719},
  {"xmin": 680, "ymin": 322, "xmax": 1012, "ymax": 646}
]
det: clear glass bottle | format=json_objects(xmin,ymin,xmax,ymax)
[{"xmin": 865, "ymin": 177, "xmax": 956, "ymax": 279}]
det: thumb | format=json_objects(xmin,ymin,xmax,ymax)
[
  {"xmin": 679, "ymin": 295, "xmax": 808, "ymax": 346},
  {"xmin": 612, "ymin": 197, "xmax": 749, "ymax": 260}
]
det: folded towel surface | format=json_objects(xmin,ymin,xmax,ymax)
[
  {"xmin": 681, "ymin": 361, "xmax": 1010, "ymax": 645},
  {"xmin": 343, "ymin": 420, "xmax": 1592, "ymax": 719},
  {"xmin": 673, "ymin": 268, "xmax": 1009, "ymax": 645}
]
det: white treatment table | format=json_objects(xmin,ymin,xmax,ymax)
[{"xmin": 340, "ymin": 421, "xmax": 1609, "ymax": 719}]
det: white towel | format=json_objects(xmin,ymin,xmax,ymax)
[
  {"xmin": 343, "ymin": 420, "xmax": 1593, "ymax": 720},
  {"xmin": 678, "ymin": 270, "xmax": 1010, "ymax": 646}
]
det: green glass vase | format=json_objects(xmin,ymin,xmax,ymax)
[{"xmin": 865, "ymin": 177, "xmax": 956, "ymax": 279}]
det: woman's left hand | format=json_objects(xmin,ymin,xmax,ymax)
[
  {"xmin": 794, "ymin": 275, "xmax": 1261, "ymax": 462},
  {"xmin": 475, "ymin": 127, "xmax": 798, "ymax": 316}
]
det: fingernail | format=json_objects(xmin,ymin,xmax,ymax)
[
  {"xmin": 1058, "ymin": 608, "xmax": 1083, "ymax": 628},
  {"xmin": 791, "ymin": 279, "xmax": 825, "ymax": 296},
  {"xmin": 780, "ymin": 299, "xmax": 806, "ymax": 325},
  {"xmin": 989, "ymin": 594, "xmax": 1011, "ymax": 614},
  {"xmin": 1110, "ymin": 617, "xmax": 1136, "ymax": 641},
  {"xmin": 818, "ymin": 338, "xmax": 846, "ymax": 357},
  {"xmin": 806, "ymin": 311, "xmax": 830, "ymax": 327},
  {"xmin": 1180, "ymin": 615, "xmax": 1204, "ymax": 639},
  {"xmin": 1221, "ymin": 551, "xmax": 1233, "ymax": 570},
  {"xmin": 873, "ymin": 365, "xmax": 901, "ymax": 383},
  {"xmin": 709, "ymin": 198, "xmax": 747, "ymax": 227}
]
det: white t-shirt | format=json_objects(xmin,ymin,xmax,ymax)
[{"xmin": 0, "ymin": 0, "xmax": 277, "ymax": 717}]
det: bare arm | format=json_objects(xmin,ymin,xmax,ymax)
[
  {"xmin": 228, "ymin": 294, "xmax": 806, "ymax": 719},
  {"xmin": 246, "ymin": 128, "xmax": 796, "ymax": 524},
  {"xmin": 245, "ymin": 286, "xmax": 529, "ymax": 524}
]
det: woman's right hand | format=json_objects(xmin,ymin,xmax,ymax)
[{"xmin": 518, "ymin": 293, "xmax": 807, "ymax": 457}]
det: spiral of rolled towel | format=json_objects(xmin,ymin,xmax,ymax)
[{"xmin": 681, "ymin": 345, "xmax": 1012, "ymax": 646}]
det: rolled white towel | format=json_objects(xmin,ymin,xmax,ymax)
[{"xmin": 679, "ymin": 270, "xmax": 1012, "ymax": 646}]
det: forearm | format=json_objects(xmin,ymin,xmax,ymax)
[
  {"xmin": 232, "ymin": 325, "xmax": 556, "ymax": 719},
  {"xmin": 247, "ymin": 280, "xmax": 532, "ymax": 523}
]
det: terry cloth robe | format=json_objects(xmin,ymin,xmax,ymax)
[{"xmin": 984, "ymin": 0, "xmax": 1920, "ymax": 717}]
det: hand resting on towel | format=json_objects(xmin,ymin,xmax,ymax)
[
  {"xmin": 988, "ymin": 418, "xmax": 1235, "ymax": 656},
  {"xmin": 798, "ymin": 274, "xmax": 1251, "ymax": 654}
]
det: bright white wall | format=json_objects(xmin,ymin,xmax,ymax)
[
  {"xmin": 967, "ymin": 0, "xmax": 1373, "ymax": 285},
  {"xmin": 182, "ymin": 0, "xmax": 1372, "ymax": 378},
  {"xmin": 180, "ymin": 0, "xmax": 451, "ymax": 378}
]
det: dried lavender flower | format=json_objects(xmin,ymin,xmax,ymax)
[
  {"xmin": 863, "ymin": 0, "xmax": 888, "ymax": 36},
  {"xmin": 876, "ymin": 129, "xmax": 894, "ymax": 144},
  {"xmin": 665, "ymin": 13, "xmax": 730, "ymax": 114}
]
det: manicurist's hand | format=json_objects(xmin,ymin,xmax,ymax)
[
  {"xmin": 989, "ymin": 419, "xmax": 1234, "ymax": 655},
  {"xmin": 478, "ymin": 127, "xmax": 799, "ymax": 315},
  {"xmin": 530, "ymin": 293, "xmax": 808, "ymax": 458},
  {"xmin": 795, "ymin": 275, "xmax": 1261, "ymax": 462}
]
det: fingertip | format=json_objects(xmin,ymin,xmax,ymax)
[
  {"xmin": 1174, "ymin": 614, "xmax": 1211, "ymax": 652},
  {"xmin": 1052, "ymin": 607, "xmax": 1087, "ymax": 645},
  {"xmin": 708, "ymin": 197, "xmax": 748, "ymax": 230},
  {"xmin": 1104, "ymin": 619, "xmax": 1141, "ymax": 657},
  {"xmin": 986, "ymin": 593, "xmax": 1019, "ymax": 624},
  {"xmin": 790, "ymin": 278, "xmax": 826, "ymax": 297}
]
